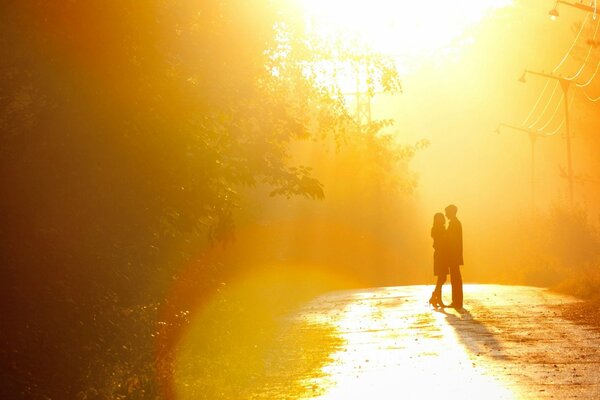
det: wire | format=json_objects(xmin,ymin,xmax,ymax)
[
  {"xmin": 517, "ymin": 9, "xmax": 596, "ymax": 129},
  {"xmin": 575, "ymin": 55, "xmax": 600, "ymax": 87},
  {"xmin": 540, "ymin": 90, "xmax": 576, "ymax": 137},
  {"xmin": 565, "ymin": 15, "xmax": 600, "ymax": 80},
  {"xmin": 575, "ymin": 13, "xmax": 600, "ymax": 87},
  {"xmin": 519, "ymin": 13, "xmax": 590, "ymax": 129},
  {"xmin": 553, "ymin": 13, "xmax": 590, "ymax": 73},
  {"xmin": 583, "ymin": 89, "xmax": 600, "ymax": 101},
  {"xmin": 521, "ymin": 80, "xmax": 550, "ymax": 126},
  {"xmin": 542, "ymin": 116, "xmax": 564, "ymax": 137},
  {"xmin": 527, "ymin": 82, "xmax": 559, "ymax": 129},
  {"xmin": 537, "ymin": 91, "xmax": 565, "ymax": 131},
  {"xmin": 574, "ymin": 10, "xmax": 600, "ymax": 101}
]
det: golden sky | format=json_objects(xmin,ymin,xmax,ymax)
[
  {"xmin": 279, "ymin": 0, "xmax": 600, "ymax": 283},
  {"xmin": 301, "ymin": 1, "xmax": 600, "ymax": 215}
]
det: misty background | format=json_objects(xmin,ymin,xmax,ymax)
[{"xmin": 1, "ymin": 1, "xmax": 599, "ymax": 399}]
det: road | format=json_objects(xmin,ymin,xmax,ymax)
[{"xmin": 266, "ymin": 285, "xmax": 600, "ymax": 399}]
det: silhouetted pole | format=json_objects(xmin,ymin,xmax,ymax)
[
  {"xmin": 350, "ymin": 55, "xmax": 385, "ymax": 130},
  {"xmin": 354, "ymin": 62, "xmax": 372, "ymax": 127},
  {"xmin": 562, "ymin": 79, "xmax": 574, "ymax": 207},
  {"xmin": 497, "ymin": 123, "xmax": 540, "ymax": 213},
  {"xmin": 544, "ymin": 0, "xmax": 595, "ymax": 205},
  {"xmin": 519, "ymin": 70, "xmax": 574, "ymax": 207},
  {"xmin": 526, "ymin": 130, "xmax": 537, "ymax": 211}
]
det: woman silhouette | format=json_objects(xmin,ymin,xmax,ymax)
[{"xmin": 429, "ymin": 212, "xmax": 449, "ymax": 308}]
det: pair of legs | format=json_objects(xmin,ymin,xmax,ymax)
[
  {"xmin": 431, "ymin": 266, "xmax": 463, "ymax": 308},
  {"xmin": 430, "ymin": 274, "xmax": 446, "ymax": 307}
]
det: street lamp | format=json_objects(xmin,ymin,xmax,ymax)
[{"xmin": 549, "ymin": 1, "xmax": 598, "ymax": 19}]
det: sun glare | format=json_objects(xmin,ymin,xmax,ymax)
[
  {"xmin": 302, "ymin": 286, "xmax": 515, "ymax": 400},
  {"xmin": 298, "ymin": 0, "xmax": 513, "ymax": 72}
]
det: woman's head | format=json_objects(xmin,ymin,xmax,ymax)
[{"xmin": 433, "ymin": 212, "xmax": 445, "ymax": 228}]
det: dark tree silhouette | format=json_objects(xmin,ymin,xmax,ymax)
[{"xmin": 0, "ymin": 1, "xmax": 412, "ymax": 398}]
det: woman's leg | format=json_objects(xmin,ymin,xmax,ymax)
[
  {"xmin": 434, "ymin": 274, "xmax": 446, "ymax": 295},
  {"xmin": 430, "ymin": 276, "xmax": 441, "ymax": 307},
  {"xmin": 433, "ymin": 274, "xmax": 447, "ymax": 306}
]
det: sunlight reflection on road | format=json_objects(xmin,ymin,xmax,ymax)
[
  {"xmin": 173, "ymin": 282, "xmax": 599, "ymax": 399},
  {"xmin": 300, "ymin": 286, "xmax": 515, "ymax": 400}
]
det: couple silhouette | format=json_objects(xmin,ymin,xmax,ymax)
[{"xmin": 429, "ymin": 204, "xmax": 463, "ymax": 310}]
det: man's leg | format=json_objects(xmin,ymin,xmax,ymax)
[{"xmin": 449, "ymin": 265, "xmax": 463, "ymax": 308}]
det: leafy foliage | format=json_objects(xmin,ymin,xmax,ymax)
[{"xmin": 0, "ymin": 1, "xmax": 412, "ymax": 398}]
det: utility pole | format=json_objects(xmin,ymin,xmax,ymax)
[
  {"xmin": 342, "ymin": 80, "xmax": 372, "ymax": 128},
  {"xmin": 519, "ymin": 70, "xmax": 574, "ymax": 207},
  {"xmin": 354, "ymin": 61, "xmax": 372, "ymax": 127},
  {"xmin": 496, "ymin": 123, "xmax": 543, "ymax": 213},
  {"xmin": 344, "ymin": 54, "xmax": 389, "ymax": 131}
]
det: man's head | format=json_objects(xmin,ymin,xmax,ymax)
[{"xmin": 445, "ymin": 204, "xmax": 458, "ymax": 219}]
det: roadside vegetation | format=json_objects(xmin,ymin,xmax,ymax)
[{"xmin": 0, "ymin": 1, "xmax": 419, "ymax": 398}]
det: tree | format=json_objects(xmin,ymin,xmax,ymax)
[{"xmin": 0, "ymin": 1, "xmax": 407, "ymax": 398}]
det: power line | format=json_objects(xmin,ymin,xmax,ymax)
[
  {"xmin": 539, "ymin": 90, "xmax": 576, "ymax": 137},
  {"xmin": 583, "ymin": 89, "xmax": 600, "ymax": 100},
  {"xmin": 506, "ymin": 2, "xmax": 598, "ymax": 208},
  {"xmin": 518, "ymin": 70, "xmax": 576, "ymax": 206},
  {"xmin": 575, "ymin": 55, "xmax": 600, "ymax": 86},
  {"xmin": 527, "ymin": 82, "xmax": 559, "ymax": 129},
  {"xmin": 521, "ymin": 80, "xmax": 550, "ymax": 126},
  {"xmin": 521, "ymin": 8, "xmax": 599, "ymax": 135},
  {"xmin": 536, "ymin": 91, "xmax": 565, "ymax": 132},
  {"xmin": 553, "ymin": 12, "xmax": 591, "ymax": 73},
  {"xmin": 565, "ymin": 14, "xmax": 600, "ymax": 80},
  {"xmin": 519, "ymin": 13, "xmax": 590, "ymax": 130}
]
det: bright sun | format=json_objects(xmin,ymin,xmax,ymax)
[{"xmin": 298, "ymin": 0, "xmax": 513, "ymax": 73}]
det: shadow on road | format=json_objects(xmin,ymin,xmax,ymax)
[{"xmin": 436, "ymin": 308, "xmax": 508, "ymax": 361}]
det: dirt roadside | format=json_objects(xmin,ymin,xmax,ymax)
[{"xmin": 556, "ymin": 298, "xmax": 600, "ymax": 333}]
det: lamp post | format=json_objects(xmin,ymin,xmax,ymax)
[
  {"xmin": 496, "ymin": 123, "xmax": 543, "ymax": 212},
  {"xmin": 519, "ymin": 70, "xmax": 574, "ymax": 207}
]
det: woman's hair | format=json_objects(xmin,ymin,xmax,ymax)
[
  {"xmin": 431, "ymin": 212, "xmax": 445, "ymax": 238},
  {"xmin": 432, "ymin": 212, "xmax": 445, "ymax": 228}
]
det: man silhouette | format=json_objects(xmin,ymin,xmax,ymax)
[{"xmin": 445, "ymin": 204, "xmax": 463, "ymax": 309}]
